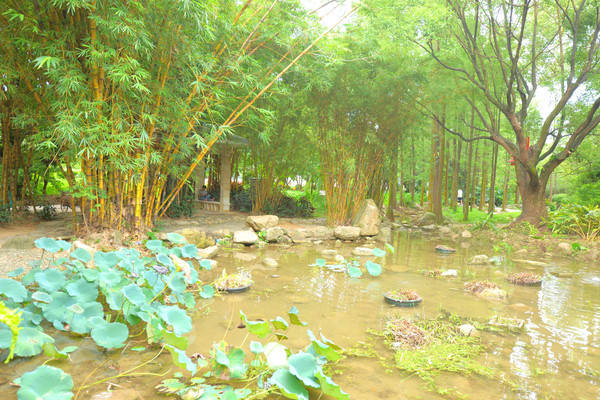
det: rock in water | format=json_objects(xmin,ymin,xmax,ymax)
[
  {"xmin": 334, "ymin": 226, "xmax": 361, "ymax": 240},
  {"xmin": 459, "ymin": 324, "xmax": 479, "ymax": 337},
  {"xmin": 352, "ymin": 199, "xmax": 380, "ymax": 236},
  {"xmin": 197, "ymin": 245, "xmax": 219, "ymax": 259},
  {"xmin": 557, "ymin": 242, "xmax": 571, "ymax": 254},
  {"xmin": 435, "ymin": 245, "xmax": 456, "ymax": 253},
  {"xmin": 417, "ymin": 212, "xmax": 437, "ymax": 226},
  {"xmin": 233, "ymin": 230, "xmax": 259, "ymax": 245},
  {"xmin": 352, "ymin": 247, "xmax": 374, "ymax": 256},
  {"xmin": 246, "ymin": 215, "xmax": 279, "ymax": 231},
  {"xmin": 461, "ymin": 230, "xmax": 473, "ymax": 239},
  {"xmin": 265, "ymin": 227, "xmax": 286, "ymax": 243},
  {"xmin": 469, "ymin": 255, "xmax": 490, "ymax": 265},
  {"xmin": 441, "ymin": 269, "xmax": 458, "ymax": 277},
  {"xmin": 263, "ymin": 257, "xmax": 278, "ymax": 267}
]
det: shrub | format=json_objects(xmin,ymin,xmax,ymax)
[
  {"xmin": 166, "ymin": 194, "xmax": 194, "ymax": 218},
  {"xmin": 546, "ymin": 203, "xmax": 600, "ymax": 240},
  {"xmin": 0, "ymin": 205, "xmax": 10, "ymax": 223},
  {"xmin": 39, "ymin": 205, "xmax": 57, "ymax": 220}
]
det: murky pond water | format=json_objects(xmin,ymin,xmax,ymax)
[{"xmin": 2, "ymin": 232, "xmax": 600, "ymax": 399}]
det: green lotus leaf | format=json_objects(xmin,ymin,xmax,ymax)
[
  {"xmin": 21, "ymin": 268, "xmax": 41, "ymax": 286},
  {"xmin": 250, "ymin": 341, "xmax": 264, "ymax": 354},
  {"xmin": 7, "ymin": 267, "xmax": 25, "ymax": 278},
  {"xmin": 0, "ymin": 278, "xmax": 28, "ymax": 302},
  {"xmin": 71, "ymin": 248, "xmax": 91, "ymax": 263},
  {"xmin": 15, "ymin": 327, "xmax": 54, "ymax": 357},
  {"xmin": 385, "ymin": 243, "xmax": 395, "ymax": 254},
  {"xmin": 105, "ymin": 290, "xmax": 124, "ymax": 311},
  {"xmin": 365, "ymin": 260, "xmax": 382, "ymax": 277},
  {"xmin": 157, "ymin": 253, "xmax": 174, "ymax": 268},
  {"xmin": 307, "ymin": 330, "xmax": 342, "ymax": 361},
  {"xmin": 122, "ymin": 284, "xmax": 146, "ymax": 305},
  {"xmin": 20, "ymin": 304, "xmax": 43, "ymax": 327},
  {"xmin": 69, "ymin": 302, "xmax": 104, "ymax": 334},
  {"xmin": 145, "ymin": 239, "xmax": 164, "ymax": 253},
  {"xmin": 166, "ymin": 232, "xmax": 187, "ymax": 245},
  {"xmin": 41, "ymin": 292, "xmax": 76, "ymax": 327},
  {"xmin": 240, "ymin": 310, "xmax": 272, "ymax": 338},
  {"xmin": 81, "ymin": 268, "xmax": 99, "ymax": 282},
  {"xmin": 288, "ymin": 306, "xmax": 307, "ymax": 326},
  {"xmin": 288, "ymin": 352, "xmax": 320, "ymax": 388},
  {"xmin": 346, "ymin": 265, "xmax": 362, "ymax": 278},
  {"xmin": 14, "ymin": 365, "xmax": 73, "ymax": 400},
  {"xmin": 0, "ymin": 324, "xmax": 12, "ymax": 348},
  {"xmin": 227, "ymin": 347, "xmax": 247, "ymax": 379},
  {"xmin": 316, "ymin": 367, "xmax": 349, "ymax": 399},
  {"xmin": 167, "ymin": 272, "xmax": 186, "ymax": 294},
  {"xmin": 31, "ymin": 291, "xmax": 52, "ymax": 304},
  {"xmin": 165, "ymin": 344, "xmax": 197, "ymax": 375},
  {"xmin": 315, "ymin": 258, "xmax": 326, "ymax": 267},
  {"xmin": 270, "ymin": 316, "xmax": 289, "ymax": 331},
  {"xmin": 34, "ymin": 237, "xmax": 70, "ymax": 253},
  {"xmin": 269, "ymin": 369, "xmax": 309, "ymax": 400},
  {"xmin": 91, "ymin": 321, "xmax": 128, "ymax": 349},
  {"xmin": 99, "ymin": 269, "xmax": 123, "ymax": 288},
  {"xmin": 158, "ymin": 305, "xmax": 191, "ymax": 335},
  {"xmin": 35, "ymin": 269, "xmax": 67, "ymax": 292},
  {"xmin": 94, "ymin": 251, "xmax": 120, "ymax": 270},
  {"xmin": 181, "ymin": 244, "xmax": 198, "ymax": 258},
  {"xmin": 372, "ymin": 248, "xmax": 386, "ymax": 258},
  {"xmin": 199, "ymin": 259, "xmax": 213, "ymax": 270},
  {"xmin": 65, "ymin": 279, "xmax": 98, "ymax": 303},
  {"xmin": 199, "ymin": 284, "xmax": 215, "ymax": 299}
]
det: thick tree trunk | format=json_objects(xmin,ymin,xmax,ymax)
[
  {"xmin": 463, "ymin": 108, "xmax": 475, "ymax": 221},
  {"xmin": 514, "ymin": 164, "xmax": 549, "ymax": 224},
  {"xmin": 488, "ymin": 143, "xmax": 499, "ymax": 213},
  {"xmin": 431, "ymin": 114, "xmax": 443, "ymax": 223},
  {"xmin": 388, "ymin": 135, "xmax": 398, "ymax": 221},
  {"xmin": 451, "ymin": 138, "xmax": 460, "ymax": 211}
]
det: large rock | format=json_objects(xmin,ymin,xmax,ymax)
[
  {"xmin": 459, "ymin": 324, "xmax": 479, "ymax": 337},
  {"xmin": 263, "ymin": 257, "xmax": 279, "ymax": 267},
  {"xmin": 265, "ymin": 227, "xmax": 286, "ymax": 243},
  {"xmin": 246, "ymin": 215, "xmax": 279, "ymax": 231},
  {"xmin": 558, "ymin": 242, "xmax": 571, "ymax": 254},
  {"xmin": 197, "ymin": 245, "xmax": 219, "ymax": 259},
  {"xmin": 376, "ymin": 226, "xmax": 392, "ymax": 243},
  {"xmin": 233, "ymin": 230, "xmax": 259, "ymax": 245},
  {"xmin": 469, "ymin": 255, "xmax": 490, "ymax": 265},
  {"xmin": 174, "ymin": 228, "xmax": 214, "ymax": 248},
  {"xmin": 353, "ymin": 247, "xmax": 374, "ymax": 256},
  {"xmin": 305, "ymin": 226, "xmax": 335, "ymax": 240},
  {"xmin": 417, "ymin": 212, "xmax": 437, "ymax": 226},
  {"xmin": 352, "ymin": 199, "xmax": 380, "ymax": 236},
  {"xmin": 288, "ymin": 229, "xmax": 309, "ymax": 244},
  {"xmin": 461, "ymin": 230, "xmax": 473, "ymax": 239},
  {"xmin": 334, "ymin": 226, "xmax": 361, "ymax": 241}
]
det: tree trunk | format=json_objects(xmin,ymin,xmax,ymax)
[
  {"xmin": 479, "ymin": 147, "xmax": 487, "ymax": 211},
  {"xmin": 431, "ymin": 114, "xmax": 443, "ymax": 223},
  {"xmin": 451, "ymin": 138, "xmax": 461, "ymax": 211},
  {"xmin": 488, "ymin": 143, "xmax": 499, "ymax": 213},
  {"xmin": 410, "ymin": 134, "xmax": 415, "ymax": 203},
  {"xmin": 399, "ymin": 133, "xmax": 404, "ymax": 206},
  {"xmin": 515, "ymin": 164, "xmax": 548, "ymax": 224},
  {"xmin": 470, "ymin": 143, "xmax": 479, "ymax": 210},
  {"xmin": 463, "ymin": 108, "xmax": 475, "ymax": 221},
  {"xmin": 502, "ymin": 152, "xmax": 510, "ymax": 210},
  {"xmin": 388, "ymin": 134, "xmax": 398, "ymax": 221}
]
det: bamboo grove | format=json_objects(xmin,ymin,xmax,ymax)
[{"xmin": 0, "ymin": 0, "xmax": 351, "ymax": 231}]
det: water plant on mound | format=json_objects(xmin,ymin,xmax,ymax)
[
  {"xmin": 311, "ymin": 245, "xmax": 391, "ymax": 278},
  {"xmin": 381, "ymin": 313, "xmax": 494, "ymax": 396},
  {"xmin": 506, "ymin": 272, "xmax": 542, "ymax": 286},
  {"xmin": 383, "ymin": 289, "xmax": 422, "ymax": 307},
  {"xmin": 214, "ymin": 269, "xmax": 253, "ymax": 293},
  {"xmin": 0, "ymin": 234, "xmax": 216, "ymax": 399},
  {"xmin": 157, "ymin": 306, "xmax": 349, "ymax": 400}
]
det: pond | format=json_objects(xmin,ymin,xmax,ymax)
[{"xmin": 2, "ymin": 232, "xmax": 599, "ymax": 399}]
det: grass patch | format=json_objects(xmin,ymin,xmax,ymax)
[{"xmin": 443, "ymin": 206, "xmax": 520, "ymax": 224}]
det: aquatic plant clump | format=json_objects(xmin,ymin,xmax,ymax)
[
  {"xmin": 464, "ymin": 280, "xmax": 500, "ymax": 294},
  {"xmin": 507, "ymin": 272, "xmax": 542, "ymax": 286},
  {"xmin": 214, "ymin": 270, "xmax": 253, "ymax": 291},
  {"xmin": 423, "ymin": 269, "xmax": 442, "ymax": 278},
  {"xmin": 385, "ymin": 289, "xmax": 420, "ymax": 301},
  {"xmin": 385, "ymin": 317, "xmax": 428, "ymax": 348}
]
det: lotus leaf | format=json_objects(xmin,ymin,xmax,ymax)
[
  {"xmin": 166, "ymin": 232, "xmax": 187, "ymax": 244},
  {"xmin": 167, "ymin": 272, "xmax": 186, "ymax": 294},
  {"xmin": 34, "ymin": 237, "xmax": 70, "ymax": 253},
  {"xmin": 270, "ymin": 316, "xmax": 289, "ymax": 331},
  {"xmin": 200, "ymin": 285, "xmax": 215, "ymax": 299},
  {"xmin": 181, "ymin": 244, "xmax": 198, "ymax": 258},
  {"xmin": 65, "ymin": 279, "xmax": 98, "ymax": 303},
  {"xmin": 35, "ymin": 269, "xmax": 66, "ymax": 292},
  {"xmin": 315, "ymin": 258, "xmax": 326, "ymax": 267},
  {"xmin": 90, "ymin": 321, "xmax": 128, "ymax": 349},
  {"xmin": 269, "ymin": 369, "xmax": 309, "ymax": 400},
  {"xmin": 288, "ymin": 306, "xmax": 307, "ymax": 326},
  {"xmin": 157, "ymin": 253, "xmax": 174, "ymax": 268},
  {"xmin": 199, "ymin": 259, "xmax": 213, "ymax": 270},
  {"xmin": 69, "ymin": 302, "xmax": 104, "ymax": 334},
  {"xmin": 250, "ymin": 341, "xmax": 264, "ymax": 354},
  {"xmin": 99, "ymin": 269, "xmax": 123, "ymax": 288},
  {"xmin": 94, "ymin": 251, "xmax": 120, "ymax": 270},
  {"xmin": 122, "ymin": 284, "xmax": 147, "ymax": 306},
  {"xmin": 166, "ymin": 344, "xmax": 197, "ymax": 375},
  {"xmin": 316, "ymin": 367, "xmax": 349, "ymax": 399},
  {"xmin": 240, "ymin": 310, "xmax": 271, "ymax": 338},
  {"xmin": 159, "ymin": 305, "xmax": 192, "ymax": 335},
  {"xmin": 7, "ymin": 267, "xmax": 25, "ymax": 278},
  {"xmin": 81, "ymin": 268, "xmax": 99, "ymax": 282},
  {"xmin": 288, "ymin": 352, "xmax": 320, "ymax": 388},
  {"xmin": 372, "ymin": 248, "xmax": 386, "ymax": 258},
  {"xmin": 0, "ymin": 278, "xmax": 28, "ymax": 302},
  {"xmin": 71, "ymin": 247, "xmax": 91, "ymax": 263},
  {"xmin": 346, "ymin": 265, "xmax": 362, "ymax": 278},
  {"xmin": 31, "ymin": 291, "xmax": 52, "ymax": 304},
  {"xmin": 365, "ymin": 260, "xmax": 382, "ymax": 277},
  {"xmin": 14, "ymin": 365, "xmax": 73, "ymax": 400},
  {"xmin": 14, "ymin": 327, "xmax": 54, "ymax": 357}
]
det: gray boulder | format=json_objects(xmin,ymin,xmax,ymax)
[
  {"xmin": 246, "ymin": 215, "xmax": 279, "ymax": 231},
  {"xmin": 197, "ymin": 245, "xmax": 219, "ymax": 259},
  {"xmin": 417, "ymin": 212, "xmax": 437, "ymax": 226},
  {"xmin": 233, "ymin": 230, "xmax": 259, "ymax": 245},
  {"xmin": 334, "ymin": 226, "xmax": 361, "ymax": 240},
  {"xmin": 265, "ymin": 227, "xmax": 286, "ymax": 243},
  {"xmin": 352, "ymin": 199, "xmax": 380, "ymax": 236}
]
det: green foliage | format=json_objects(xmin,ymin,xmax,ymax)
[
  {"xmin": 0, "ymin": 206, "xmax": 11, "ymax": 224},
  {"xmin": 0, "ymin": 302, "xmax": 22, "ymax": 363},
  {"xmin": 166, "ymin": 195, "xmax": 194, "ymax": 219},
  {"xmin": 39, "ymin": 205, "xmax": 57, "ymax": 221},
  {"xmin": 159, "ymin": 307, "xmax": 348, "ymax": 400},
  {"xmin": 547, "ymin": 204, "xmax": 600, "ymax": 240},
  {"xmin": 14, "ymin": 365, "xmax": 74, "ymax": 400},
  {"xmin": 310, "ymin": 250, "xmax": 386, "ymax": 278}
]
